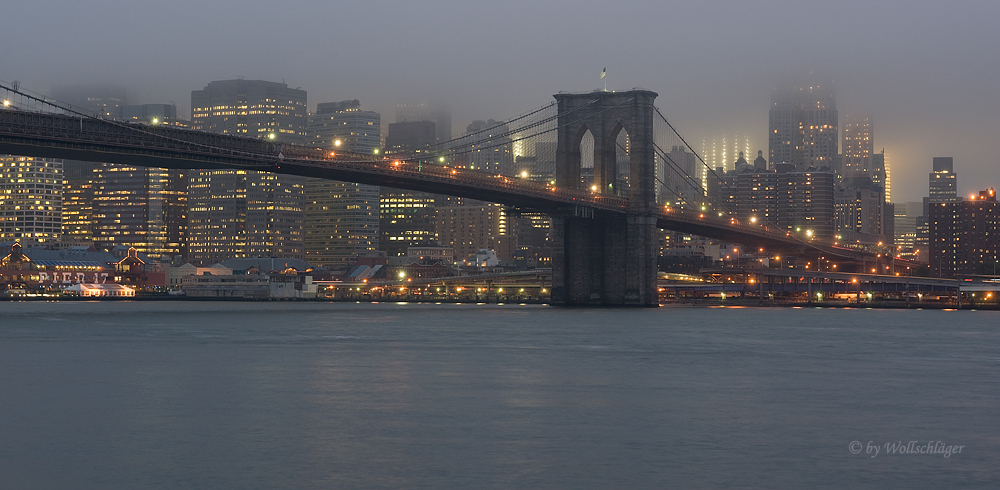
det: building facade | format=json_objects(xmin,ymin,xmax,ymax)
[
  {"xmin": 304, "ymin": 100, "xmax": 380, "ymax": 269},
  {"xmin": 92, "ymin": 164, "xmax": 187, "ymax": 260},
  {"xmin": 435, "ymin": 203, "xmax": 515, "ymax": 263},
  {"xmin": 187, "ymin": 79, "xmax": 306, "ymax": 265},
  {"xmin": 929, "ymin": 189, "xmax": 998, "ymax": 277},
  {"xmin": 0, "ymin": 156, "xmax": 62, "ymax": 245},
  {"xmin": 768, "ymin": 83, "xmax": 838, "ymax": 170},
  {"xmin": 380, "ymin": 120, "xmax": 441, "ymax": 257}
]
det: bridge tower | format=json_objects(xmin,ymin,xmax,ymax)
[{"xmin": 551, "ymin": 90, "xmax": 659, "ymax": 306}]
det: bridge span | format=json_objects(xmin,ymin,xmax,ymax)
[{"xmin": 0, "ymin": 89, "xmax": 889, "ymax": 305}]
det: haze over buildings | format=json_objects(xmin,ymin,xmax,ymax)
[{"xmin": 3, "ymin": 1, "xmax": 998, "ymax": 204}]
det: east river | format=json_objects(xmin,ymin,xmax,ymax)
[{"xmin": 1, "ymin": 301, "xmax": 998, "ymax": 489}]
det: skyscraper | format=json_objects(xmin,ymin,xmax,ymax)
[
  {"xmin": 0, "ymin": 156, "xmax": 62, "ymax": 245},
  {"xmin": 842, "ymin": 116, "xmax": 872, "ymax": 176},
  {"xmin": 51, "ymin": 84, "xmax": 127, "ymax": 119},
  {"xmin": 461, "ymin": 119, "xmax": 514, "ymax": 175},
  {"xmin": 188, "ymin": 79, "xmax": 307, "ymax": 265},
  {"xmin": 91, "ymin": 164, "xmax": 187, "ymax": 260},
  {"xmin": 304, "ymin": 100, "xmax": 381, "ymax": 269},
  {"xmin": 396, "ymin": 102, "xmax": 451, "ymax": 142},
  {"xmin": 380, "ymin": 121, "xmax": 443, "ymax": 257},
  {"xmin": 928, "ymin": 157, "xmax": 958, "ymax": 203},
  {"xmin": 61, "ymin": 160, "xmax": 96, "ymax": 244},
  {"xmin": 768, "ymin": 83, "xmax": 838, "ymax": 170},
  {"xmin": 435, "ymin": 203, "xmax": 515, "ymax": 263}
]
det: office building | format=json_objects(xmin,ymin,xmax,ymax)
[
  {"xmin": 82, "ymin": 106, "xmax": 189, "ymax": 259},
  {"xmin": 61, "ymin": 160, "xmax": 97, "ymax": 244},
  {"xmin": 928, "ymin": 157, "xmax": 958, "ymax": 204},
  {"xmin": 188, "ymin": 79, "xmax": 307, "ymax": 265},
  {"xmin": 460, "ymin": 119, "xmax": 514, "ymax": 175},
  {"xmin": 396, "ymin": 102, "xmax": 451, "ymax": 142},
  {"xmin": 768, "ymin": 83, "xmax": 838, "ymax": 170},
  {"xmin": 835, "ymin": 180, "xmax": 884, "ymax": 244},
  {"xmin": 929, "ymin": 189, "xmax": 999, "ymax": 277},
  {"xmin": 436, "ymin": 203, "xmax": 515, "ymax": 263},
  {"xmin": 122, "ymin": 104, "xmax": 184, "ymax": 126},
  {"xmin": 308, "ymin": 100, "xmax": 380, "ymax": 153},
  {"xmin": 842, "ymin": 116, "xmax": 872, "ymax": 176},
  {"xmin": 51, "ymin": 84, "xmax": 127, "ymax": 119},
  {"xmin": 380, "ymin": 120, "xmax": 442, "ymax": 257},
  {"xmin": 92, "ymin": 164, "xmax": 187, "ymax": 260},
  {"xmin": 714, "ymin": 162, "xmax": 836, "ymax": 239},
  {"xmin": 0, "ymin": 156, "xmax": 62, "ymax": 245},
  {"xmin": 894, "ymin": 201, "xmax": 923, "ymax": 260},
  {"xmin": 304, "ymin": 100, "xmax": 381, "ymax": 269},
  {"xmin": 778, "ymin": 165, "xmax": 836, "ymax": 239}
]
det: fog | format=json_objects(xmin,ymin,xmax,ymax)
[{"xmin": 3, "ymin": 0, "xmax": 998, "ymax": 202}]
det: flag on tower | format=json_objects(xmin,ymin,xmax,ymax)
[{"xmin": 601, "ymin": 67, "xmax": 606, "ymax": 79}]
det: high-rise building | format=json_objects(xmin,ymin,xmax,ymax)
[
  {"xmin": 191, "ymin": 79, "xmax": 307, "ymax": 141},
  {"xmin": 928, "ymin": 157, "xmax": 958, "ymax": 204},
  {"xmin": 436, "ymin": 203, "xmax": 515, "ymax": 263},
  {"xmin": 778, "ymin": 165, "xmax": 836, "ymax": 239},
  {"xmin": 51, "ymin": 84, "xmax": 127, "ymax": 119},
  {"xmin": 0, "ymin": 156, "xmax": 62, "ymax": 245},
  {"xmin": 82, "ymin": 106, "xmax": 189, "ymax": 259},
  {"xmin": 834, "ymin": 178, "xmax": 884, "ymax": 244},
  {"xmin": 187, "ymin": 79, "xmax": 307, "ymax": 265},
  {"xmin": 719, "ymin": 163, "xmax": 835, "ymax": 238},
  {"xmin": 396, "ymin": 102, "xmax": 451, "ymax": 142},
  {"xmin": 734, "ymin": 167, "xmax": 778, "ymax": 223},
  {"xmin": 894, "ymin": 201, "xmax": 923, "ymax": 259},
  {"xmin": 460, "ymin": 119, "xmax": 514, "ymax": 175},
  {"xmin": 61, "ymin": 160, "xmax": 97, "ymax": 244},
  {"xmin": 304, "ymin": 100, "xmax": 381, "ymax": 269},
  {"xmin": 929, "ymin": 189, "xmax": 998, "ymax": 277},
  {"xmin": 309, "ymin": 100, "xmax": 380, "ymax": 153},
  {"xmin": 768, "ymin": 83, "xmax": 838, "ymax": 170},
  {"xmin": 91, "ymin": 164, "xmax": 187, "ymax": 260},
  {"xmin": 123, "ymin": 104, "xmax": 184, "ymax": 126},
  {"xmin": 380, "ymin": 121, "xmax": 441, "ymax": 257},
  {"xmin": 842, "ymin": 116, "xmax": 872, "ymax": 176}
]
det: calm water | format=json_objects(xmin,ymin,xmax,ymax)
[{"xmin": 1, "ymin": 301, "xmax": 998, "ymax": 489}]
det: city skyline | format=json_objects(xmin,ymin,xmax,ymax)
[{"xmin": 1, "ymin": 1, "xmax": 997, "ymax": 203}]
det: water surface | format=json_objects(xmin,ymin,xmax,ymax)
[{"xmin": 1, "ymin": 302, "xmax": 997, "ymax": 489}]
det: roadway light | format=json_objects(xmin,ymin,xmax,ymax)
[
  {"xmin": 521, "ymin": 171, "xmax": 528, "ymax": 178},
  {"xmin": 268, "ymin": 133, "xmax": 275, "ymax": 140},
  {"xmin": 334, "ymin": 139, "xmax": 342, "ymax": 147},
  {"xmin": 2, "ymin": 100, "xmax": 9, "ymax": 107},
  {"xmin": 373, "ymin": 149, "xmax": 380, "ymax": 154}
]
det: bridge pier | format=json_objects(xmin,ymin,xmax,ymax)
[
  {"xmin": 549, "ymin": 89, "xmax": 660, "ymax": 307},
  {"xmin": 551, "ymin": 212, "xmax": 658, "ymax": 306}
]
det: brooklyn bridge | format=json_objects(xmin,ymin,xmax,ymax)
[{"xmin": 0, "ymin": 83, "xmax": 899, "ymax": 306}]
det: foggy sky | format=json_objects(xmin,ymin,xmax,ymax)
[{"xmin": 4, "ymin": 0, "xmax": 998, "ymax": 202}]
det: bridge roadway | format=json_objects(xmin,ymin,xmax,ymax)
[{"xmin": 0, "ymin": 108, "xmax": 870, "ymax": 261}]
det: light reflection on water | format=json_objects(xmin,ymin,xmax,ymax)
[{"xmin": 0, "ymin": 301, "xmax": 998, "ymax": 489}]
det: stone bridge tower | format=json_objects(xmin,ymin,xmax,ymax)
[{"xmin": 551, "ymin": 90, "xmax": 659, "ymax": 306}]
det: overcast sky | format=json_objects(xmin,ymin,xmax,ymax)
[{"xmin": 3, "ymin": 0, "xmax": 998, "ymax": 202}]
